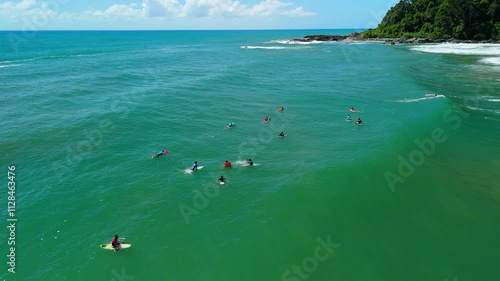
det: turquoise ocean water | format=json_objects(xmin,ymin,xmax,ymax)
[{"xmin": 1, "ymin": 30, "xmax": 499, "ymax": 281}]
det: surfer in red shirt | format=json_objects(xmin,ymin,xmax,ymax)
[
  {"xmin": 111, "ymin": 234, "xmax": 121, "ymax": 251},
  {"xmin": 223, "ymin": 160, "xmax": 232, "ymax": 167}
]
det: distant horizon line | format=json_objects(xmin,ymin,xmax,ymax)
[{"xmin": 0, "ymin": 28, "xmax": 369, "ymax": 32}]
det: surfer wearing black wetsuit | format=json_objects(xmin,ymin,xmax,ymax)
[
  {"xmin": 218, "ymin": 176, "xmax": 225, "ymax": 183},
  {"xmin": 247, "ymin": 159, "xmax": 253, "ymax": 166}
]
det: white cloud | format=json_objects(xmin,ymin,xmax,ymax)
[
  {"xmin": 0, "ymin": 0, "xmax": 316, "ymax": 30},
  {"xmin": 0, "ymin": 0, "xmax": 57, "ymax": 20},
  {"xmin": 85, "ymin": 3, "xmax": 145, "ymax": 19},
  {"xmin": 143, "ymin": 0, "xmax": 315, "ymax": 18},
  {"xmin": 143, "ymin": 0, "xmax": 183, "ymax": 17}
]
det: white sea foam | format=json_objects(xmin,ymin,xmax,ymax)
[
  {"xmin": 487, "ymin": 99, "xmax": 500, "ymax": 102},
  {"xmin": 241, "ymin": 46, "xmax": 286, "ymax": 50},
  {"xmin": 411, "ymin": 43, "xmax": 500, "ymax": 55},
  {"xmin": 392, "ymin": 94, "xmax": 445, "ymax": 103},
  {"xmin": 267, "ymin": 40, "xmax": 292, "ymax": 44},
  {"xmin": 0, "ymin": 64, "xmax": 23, "ymax": 68},
  {"xmin": 234, "ymin": 160, "xmax": 260, "ymax": 166},
  {"xmin": 479, "ymin": 57, "xmax": 500, "ymax": 65},
  {"xmin": 464, "ymin": 105, "xmax": 500, "ymax": 114}
]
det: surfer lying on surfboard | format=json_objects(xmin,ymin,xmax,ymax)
[
  {"xmin": 151, "ymin": 150, "xmax": 168, "ymax": 159},
  {"xmin": 350, "ymin": 107, "xmax": 357, "ymax": 112}
]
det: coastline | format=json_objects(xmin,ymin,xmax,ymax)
[{"xmin": 290, "ymin": 33, "xmax": 500, "ymax": 44}]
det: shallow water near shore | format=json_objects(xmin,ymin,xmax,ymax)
[{"xmin": 0, "ymin": 30, "xmax": 499, "ymax": 281}]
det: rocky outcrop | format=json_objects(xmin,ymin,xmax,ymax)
[{"xmin": 290, "ymin": 32, "xmax": 500, "ymax": 44}]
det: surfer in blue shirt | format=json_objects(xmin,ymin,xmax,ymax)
[
  {"xmin": 191, "ymin": 161, "xmax": 198, "ymax": 170},
  {"xmin": 346, "ymin": 114, "xmax": 352, "ymax": 121},
  {"xmin": 225, "ymin": 122, "xmax": 235, "ymax": 129}
]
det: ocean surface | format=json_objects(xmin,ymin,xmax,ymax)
[{"xmin": 0, "ymin": 30, "xmax": 499, "ymax": 281}]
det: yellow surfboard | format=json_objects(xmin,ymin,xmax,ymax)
[{"xmin": 99, "ymin": 243, "xmax": 131, "ymax": 250}]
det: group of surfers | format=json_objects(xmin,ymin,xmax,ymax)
[
  {"xmin": 113, "ymin": 106, "xmax": 362, "ymax": 251},
  {"xmin": 149, "ymin": 106, "xmax": 281, "ymax": 185},
  {"xmin": 347, "ymin": 107, "xmax": 363, "ymax": 125}
]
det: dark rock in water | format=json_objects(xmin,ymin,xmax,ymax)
[
  {"xmin": 291, "ymin": 32, "xmax": 500, "ymax": 44},
  {"xmin": 290, "ymin": 34, "xmax": 348, "ymax": 43}
]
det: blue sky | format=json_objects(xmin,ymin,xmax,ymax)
[{"xmin": 0, "ymin": 0, "xmax": 399, "ymax": 30}]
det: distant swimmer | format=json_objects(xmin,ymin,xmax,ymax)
[
  {"xmin": 151, "ymin": 150, "xmax": 169, "ymax": 159},
  {"xmin": 191, "ymin": 161, "xmax": 198, "ymax": 170},
  {"xmin": 225, "ymin": 122, "xmax": 235, "ymax": 129},
  {"xmin": 247, "ymin": 159, "xmax": 254, "ymax": 166},
  {"xmin": 111, "ymin": 234, "xmax": 121, "ymax": 251},
  {"xmin": 279, "ymin": 131, "xmax": 285, "ymax": 137},
  {"xmin": 346, "ymin": 114, "xmax": 352, "ymax": 121},
  {"xmin": 350, "ymin": 107, "xmax": 357, "ymax": 112},
  {"xmin": 356, "ymin": 118, "xmax": 363, "ymax": 125},
  {"xmin": 262, "ymin": 116, "xmax": 270, "ymax": 123},
  {"xmin": 218, "ymin": 175, "xmax": 226, "ymax": 183},
  {"xmin": 278, "ymin": 106, "xmax": 285, "ymax": 111},
  {"xmin": 223, "ymin": 160, "xmax": 232, "ymax": 167}
]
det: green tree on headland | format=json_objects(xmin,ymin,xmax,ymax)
[{"xmin": 362, "ymin": 0, "xmax": 500, "ymax": 40}]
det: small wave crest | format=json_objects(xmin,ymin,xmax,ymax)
[
  {"xmin": 464, "ymin": 105, "xmax": 500, "ymax": 115},
  {"xmin": 267, "ymin": 40, "xmax": 292, "ymax": 44},
  {"xmin": 241, "ymin": 46, "xmax": 286, "ymax": 50},
  {"xmin": 411, "ymin": 43, "xmax": 500, "ymax": 55},
  {"xmin": 234, "ymin": 160, "xmax": 259, "ymax": 166},
  {"xmin": 0, "ymin": 64, "xmax": 23, "ymax": 68},
  {"xmin": 392, "ymin": 94, "xmax": 445, "ymax": 103},
  {"xmin": 479, "ymin": 57, "xmax": 500, "ymax": 66}
]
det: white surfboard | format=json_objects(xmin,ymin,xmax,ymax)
[
  {"xmin": 184, "ymin": 166, "xmax": 204, "ymax": 174},
  {"xmin": 219, "ymin": 181, "xmax": 225, "ymax": 185},
  {"xmin": 100, "ymin": 243, "xmax": 131, "ymax": 250}
]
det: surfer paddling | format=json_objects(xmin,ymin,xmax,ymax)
[{"xmin": 151, "ymin": 150, "xmax": 168, "ymax": 159}]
